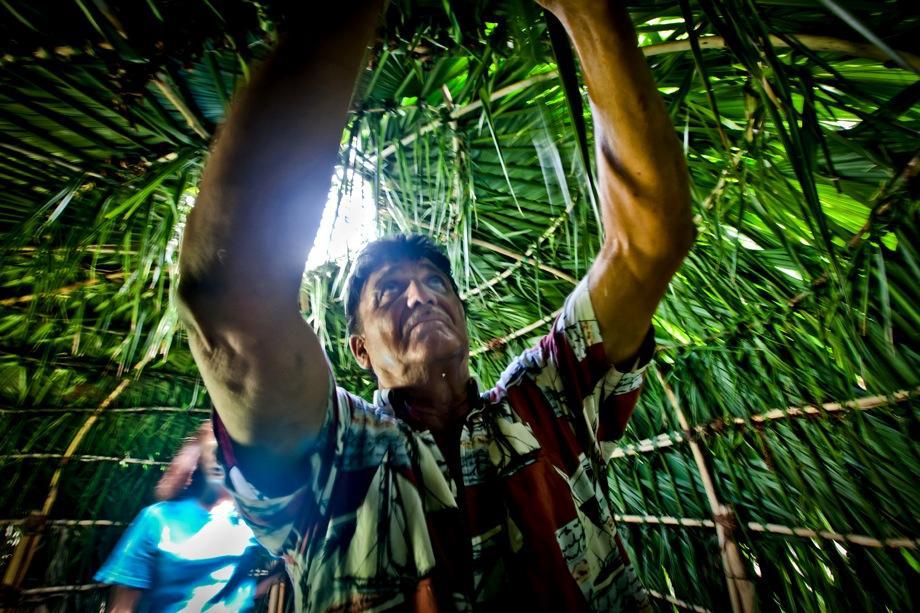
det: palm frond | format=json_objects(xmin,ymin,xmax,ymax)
[{"xmin": 0, "ymin": 0, "xmax": 918, "ymax": 610}]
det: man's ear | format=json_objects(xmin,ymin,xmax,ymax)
[{"xmin": 349, "ymin": 334, "xmax": 372, "ymax": 371}]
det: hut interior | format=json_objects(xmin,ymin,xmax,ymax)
[{"xmin": 0, "ymin": 0, "xmax": 918, "ymax": 611}]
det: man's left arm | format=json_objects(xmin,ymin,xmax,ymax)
[{"xmin": 540, "ymin": 0, "xmax": 694, "ymax": 365}]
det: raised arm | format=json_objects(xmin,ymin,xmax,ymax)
[
  {"xmin": 178, "ymin": 3, "xmax": 383, "ymax": 458},
  {"xmin": 541, "ymin": 0, "xmax": 694, "ymax": 365}
]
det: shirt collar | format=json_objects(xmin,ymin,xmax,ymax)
[{"xmin": 374, "ymin": 378, "xmax": 484, "ymax": 423}]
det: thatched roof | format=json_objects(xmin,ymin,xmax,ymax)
[{"xmin": 1, "ymin": 0, "xmax": 918, "ymax": 610}]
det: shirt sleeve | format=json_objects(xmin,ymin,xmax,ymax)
[
  {"xmin": 213, "ymin": 377, "xmax": 399, "ymax": 557},
  {"xmin": 94, "ymin": 506, "xmax": 159, "ymax": 589},
  {"xmin": 537, "ymin": 278, "xmax": 655, "ymax": 446}
]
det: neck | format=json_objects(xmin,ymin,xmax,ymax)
[
  {"xmin": 197, "ymin": 483, "xmax": 229, "ymax": 509},
  {"xmin": 381, "ymin": 354, "xmax": 471, "ymax": 435}
]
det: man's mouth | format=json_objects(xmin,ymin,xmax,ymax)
[{"xmin": 404, "ymin": 311, "xmax": 451, "ymax": 334}]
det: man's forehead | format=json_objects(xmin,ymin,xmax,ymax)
[{"xmin": 368, "ymin": 258, "xmax": 442, "ymax": 283}]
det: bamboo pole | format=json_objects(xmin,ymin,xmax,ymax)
[
  {"xmin": 656, "ymin": 368, "xmax": 756, "ymax": 613},
  {"xmin": 647, "ymin": 590, "xmax": 713, "ymax": 613},
  {"xmin": 1, "ymin": 378, "xmax": 130, "ymax": 601},
  {"xmin": 609, "ymin": 431, "xmax": 685, "ymax": 459},
  {"xmin": 618, "ymin": 514, "xmax": 716, "ymax": 529},
  {"xmin": 734, "ymin": 388, "xmax": 917, "ymax": 426},
  {"xmin": 17, "ymin": 584, "xmax": 103, "ymax": 596},
  {"xmin": 469, "ymin": 238, "xmax": 577, "ymax": 285},
  {"xmin": 0, "ymin": 519, "xmax": 124, "ymax": 528},
  {"xmin": 0, "ymin": 453, "xmax": 168, "ymax": 466},
  {"xmin": 0, "ymin": 406, "xmax": 208, "ymax": 415},
  {"xmin": 745, "ymin": 523, "xmax": 919, "ymax": 550},
  {"xmin": 470, "ymin": 309, "xmax": 561, "ymax": 357},
  {"xmin": 614, "ymin": 514, "xmax": 920, "ymax": 550},
  {"xmin": 608, "ymin": 388, "xmax": 918, "ymax": 459},
  {"xmin": 463, "ymin": 204, "xmax": 574, "ymax": 300}
]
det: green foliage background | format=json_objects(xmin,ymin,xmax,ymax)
[{"xmin": 0, "ymin": 0, "xmax": 918, "ymax": 610}]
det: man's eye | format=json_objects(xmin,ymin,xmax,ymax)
[
  {"xmin": 427, "ymin": 276, "xmax": 447, "ymax": 291},
  {"xmin": 380, "ymin": 281, "xmax": 401, "ymax": 297}
]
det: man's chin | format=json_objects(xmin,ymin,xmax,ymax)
[{"xmin": 407, "ymin": 335, "xmax": 468, "ymax": 363}]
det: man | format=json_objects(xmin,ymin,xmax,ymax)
[
  {"xmin": 178, "ymin": 0, "xmax": 692, "ymax": 610},
  {"xmin": 94, "ymin": 423, "xmax": 275, "ymax": 613}
]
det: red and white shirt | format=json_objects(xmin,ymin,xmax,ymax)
[{"xmin": 214, "ymin": 279, "xmax": 654, "ymax": 611}]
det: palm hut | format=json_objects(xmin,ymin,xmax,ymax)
[{"xmin": 1, "ymin": 0, "xmax": 917, "ymax": 611}]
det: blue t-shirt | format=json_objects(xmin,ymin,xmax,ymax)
[{"xmin": 95, "ymin": 498, "xmax": 261, "ymax": 612}]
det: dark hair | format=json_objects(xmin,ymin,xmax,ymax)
[{"xmin": 344, "ymin": 234, "xmax": 458, "ymax": 334}]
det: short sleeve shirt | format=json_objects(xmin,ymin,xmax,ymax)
[
  {"xmin": 94, "ymin": 498, "xmax": 261, "ymax": 612},
  {"xmin": 215, "ymin": 279, "xmax": 654, "ymax": 611}
]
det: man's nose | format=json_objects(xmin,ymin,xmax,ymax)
[{"xmin": 405, "ymin": 279, "xmax": 436, "ymax": 308}]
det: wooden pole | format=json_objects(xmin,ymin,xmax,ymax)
[
  {"xmin": 1, "ymin": 379, "xmax": 130, "ymax": 607},
  {"xmin": 614, "ymin": 514, "xmax": 920, "ymax": 550},
  {"xmin": 648, "ymin": 590, "xmax": 714, "ymax": 613},
  {"xmin": 470, "ymin": 309, "xmax": 561, "ymax": 357},
  {"xmin": 656, "ymin": 367, "xmax": 757, "ymax": 613},
  {"xmin": 609, "ymin": 388, "xmax": 919, "ymax": 459}
]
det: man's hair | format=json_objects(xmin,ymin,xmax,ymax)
[{"xmin": 345, "ymin": 234, "xmax": 458, "ymax": 335}]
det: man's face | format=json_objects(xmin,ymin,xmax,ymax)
[
  {"xmin": 192, "ymin": 435, "xmax": 222, "ymax": 488},
  {"xmin": 350, "ymin": 258, "xmax": 468, "ymax": 383}
]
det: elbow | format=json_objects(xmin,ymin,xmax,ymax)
[
  {"xmin": 601, "ymin": 196, "xmax": 695, "ymax": 276},
  {"xmin": 658, "ymin": 213, "xmax": 695, "ymax": 270},
  {"xmin": 174, "ymin": 269, "xmax": 233, "ymax": 354},
  {"xmin": 175, "ymin": 242, "xmax": 231, "ymax": 326},
  {"xmin": 653, "ymin": 169, "xmax": 695, "ymax": 264},
  {"xmin": 175, "ymin": 273, "xmax": 210, "ymax": 337},
  {"xmin": 664, "ymin": 161, "xmax": 694, "ymax": 253},
  {"xmin": 669, "ymin": 206, "xmax": 696, "ymax": 261},
  {"xmin": 641, "ymin": 191, "xmax": 695, "ymax": 267},
  {"xmin": 175, "ymin": 276, "xmax": 196, "ymax": 319},
  {"xmin": 645, "ymin": 224, "xmax": 693, "ymax": 274}
]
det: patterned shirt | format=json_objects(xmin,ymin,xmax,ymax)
[{"xmin": 214, "ymin": 279, "xmax": 654, "ymax": 611}]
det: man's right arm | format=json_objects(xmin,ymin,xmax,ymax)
[{"xmin": 178, "ymin": 4, "xmax": 383, "ymax": 462}]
